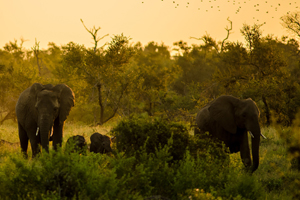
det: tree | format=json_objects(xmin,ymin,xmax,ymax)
[
  {"xmin": 131, "ymin": 42, "xmax": 180, "ymax": 117},
  {"xmin": 60, "ymin": 34, "xmax": 135, "ymax": 125},
  {"xmin": 173, "ymin": 41, "xmax": 218, "ymax": 97},
  {"xmin": 211, "ymin": 24, "xmax": 300, "ymax": 125},
  {"xmin": 281, "ymin": 12, "xmax": 300, "ymax": 39},
  {"xmin": 0, "ymin": 39, "xmax": 41, "ymax": 124}
]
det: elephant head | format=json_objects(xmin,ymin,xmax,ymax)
[
  {"xmin": 195, "ymin": 95, "xmax": 266, "ymax": 172},
  {"xmin": 16, "ymin": 83, "xmax": 75, "ymax": 157},
  {"xmin": 90, "ymin": 132, "xmax": 114, "ymax": 154},
  {"xmin": 33, "ymin": 83, "xmax": 74, "ymax": 152}
]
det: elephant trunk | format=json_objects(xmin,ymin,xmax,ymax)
[
  {"xmin": 251, "ymin": 135, "xmax": 260, "ymax": 172},
  {"xmin": 247, "ymin": 121, "xmax": 261, "ymax": 173},
  {"xmin": 38, "ymin": 117, "xmax": 53, "ymax": 153}
]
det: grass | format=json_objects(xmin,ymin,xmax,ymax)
[
  {"xmin": 0, "ymin": 120, "xmax": 299, "ymax": 199},
  {"xmin": 63, "ymin": 121, "xmax": 115, "ymax": 144},
  {"xmin": 0, "ymin": 120, "xmax": 115, "ymax": 156}
]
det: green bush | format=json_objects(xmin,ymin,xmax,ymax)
[
  {"xmin": 110, "ymin": 116, "xmax": 190, "ymax": 161},
  {"xmin": 221, "ymin": 173, "xmax": 265, "ymax": 200},
  {"xmin": 188, "ymin": 134, "xmax": 230, "ymax": 166},
  {"xmin": 0, "ymin": 150, "xmax": 143, "ymax": 200}
]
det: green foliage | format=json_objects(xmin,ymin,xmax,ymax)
[
  {"xmin": 173, "ymin": 40, "xmax": 217, "ymax": 96},
  {"xmin": 1, "ymin": 122, "xmax": 300, "ymax": 199},
  {"xmin": 111, "ymin": 116, "xmax": 190, "ymax": 161},
  {"xmin": 0, "ymin": 150, "xmax": 143, "ymax": 200},
  {"xmin": 59, "ymin": 35, "xmax": 136, "ymax": 125},
  {"xmin": 188, "ymin": 134, "xmax": 230, "ymax": 167},
  {"xmin": 127, "ymin": 42, "xmax": 181, "ymax": 117},
  {"xmin": 1, "ymin": 22, "xmax": 300, "ymax": 126},
  {"xmin": 2, "ymin": 16, "xmax": 300, "ymax": 199}
]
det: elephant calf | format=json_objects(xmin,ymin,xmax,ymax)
[
  {"xmin": 90, "ymin": 132, "xmax": 114, "ymax": 154},
  {"xmin": 65, "ymin": 135, "xmax": 87, "ymax": 155}
]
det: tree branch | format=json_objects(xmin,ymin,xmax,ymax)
[{"xmin": 80, "ymin": 19, "xmax": 109, "ymax": 52}]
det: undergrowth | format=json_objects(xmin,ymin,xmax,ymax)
[{"xmin": 0, "ymin": 117, "xmax": 299, "ymax": 199}]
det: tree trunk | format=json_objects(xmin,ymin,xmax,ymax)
[
  {"xmin": 262, "ymin": 95, "xmax": 271, "ymax": 126},
  {"xmin": 97, "ymin": 83, "xmax": 104, "ymax": 125}
]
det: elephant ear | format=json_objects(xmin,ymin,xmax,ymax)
[
  {"xmin": 208, "ymin": 96, "xmax": 237, "ymax": 134},
  {"xmin": 53, "ymin": 84, "xmax": 75, "ymax": 125},
  {"xmin": 29, "ymin": 83, "xmax": 45, "ymax": 101}
]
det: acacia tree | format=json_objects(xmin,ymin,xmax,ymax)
[{"xmin": 61, "ymin": 34, "xmax": 135, "ymax": 125}]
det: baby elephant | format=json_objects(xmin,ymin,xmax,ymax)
[
  {"xmin": 90, "ymin": 132, "xmax": 114, "ymax": 154},
  {"xmin": 65, "ymin": 135, "xmax": 87, "ymax": 155}
]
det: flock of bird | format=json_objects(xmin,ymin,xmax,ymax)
[
  {"xmin": 141, "ymin": 1, "xmax": 299, "ymax": 12},
  {"xmin": 156, "ymin": 0, "xmax": 299, "ymax": 10},
  {"xmin": 141, "ymin": 0, "xmax": 299, "ymax": 23}
]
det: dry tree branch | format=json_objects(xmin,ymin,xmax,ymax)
[{"xmin": 80, "ymin": 19, "xmax": 109, "ymax": 52}]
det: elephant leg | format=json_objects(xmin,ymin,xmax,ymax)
[
  {"xmin": 239, "ymin": 131, "xmax": 252, "ymax": 168},
  {"xmin": 52, "ymin": 119, "xmax": 63, "ymax": 150},
  {"xmin": 27, "ymin": 129, "xmax": 41, "ymax": 158},
  {"xmin": 30, "ymin": 141, "xmax": 41, "ymax": 157},
  {"xmin": 18, "ymin": 123, "xmax": 29, "ymax": 158}
]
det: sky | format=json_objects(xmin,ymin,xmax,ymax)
[{"xmin": 1, "ymin": 0, "xmax": 299, "ymax": 51}]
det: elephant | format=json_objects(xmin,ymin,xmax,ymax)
[
  {"xmin": 194, "ymin": 95, "xmax": 266, "ymax": 172},
  {"xmin": 65, "ymin": 135, "xmax": 87, "ymax": 155},
  {"xmin": 89, "ymin": 132, "xmax": 114, "ymax": 154},
  {"xmin": 15, "ymin": 83, "xmax": 75, "ymax": 157}
]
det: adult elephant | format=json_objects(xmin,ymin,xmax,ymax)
[
  {"xmin": 16, "ymin": 83, "xmax": 75, "ymax": 157},
  {"xmin": 195, "ymin": 95, "xmax": 266, "ymax": 172}
]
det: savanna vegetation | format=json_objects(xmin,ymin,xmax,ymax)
[{"xmin": 0, "ymin": 13, "xmax": 300, "ymax": 199}]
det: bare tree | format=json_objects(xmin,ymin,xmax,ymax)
[
  {"xmin": 281, "ymin": 12, "xmax": 300, "ymax": 39},
  {"xmin": 80, "ymin": 19, "xmax": 109, "ymax": 52},
  {"xmin": 190, "ymin": 17, "xmax": 233, "ymax": 54}
]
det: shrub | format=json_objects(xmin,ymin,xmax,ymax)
[
  {"xmin": 188, "ymin": 134, "xmax": 230, "ymax": 170},
  {"xmin": 0, "ymin": 150, "xmax": 143, "ymax": 200},
  {"xmin": 110, "ymin": 116, "xmax": 190, "ymax": 161},
  {"xmin": 221, "ymin": 172, "xmax": 265, "ymax": 200}
]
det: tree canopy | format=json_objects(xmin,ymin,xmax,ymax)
[{"xmin": 1, "ymin": 12, "xmax": 300, "ymax": 126}]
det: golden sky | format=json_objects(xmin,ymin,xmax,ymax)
[{"xmin": 1, "ymin": 0, "xmax": 299, "ymax": 51}]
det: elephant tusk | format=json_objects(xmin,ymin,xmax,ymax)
[
  {"xmin": 50, "ymin": 127, "xmax": 53, "ymax": 137},
  {"xmin": 260, "ymin": 133, "xmax": 267, "ymax": 139},
  {"xmin": 36, "ymin": 127, "xmax": 39, "ymax": 136},
  {"xmin": 249, "ymin": 131, "xmax": 254, "ymax": 138}
]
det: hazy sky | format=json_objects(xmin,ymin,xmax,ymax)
[{"xmin": 1, "ymin": 0, "xmax": 299, "ymax": 51}]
